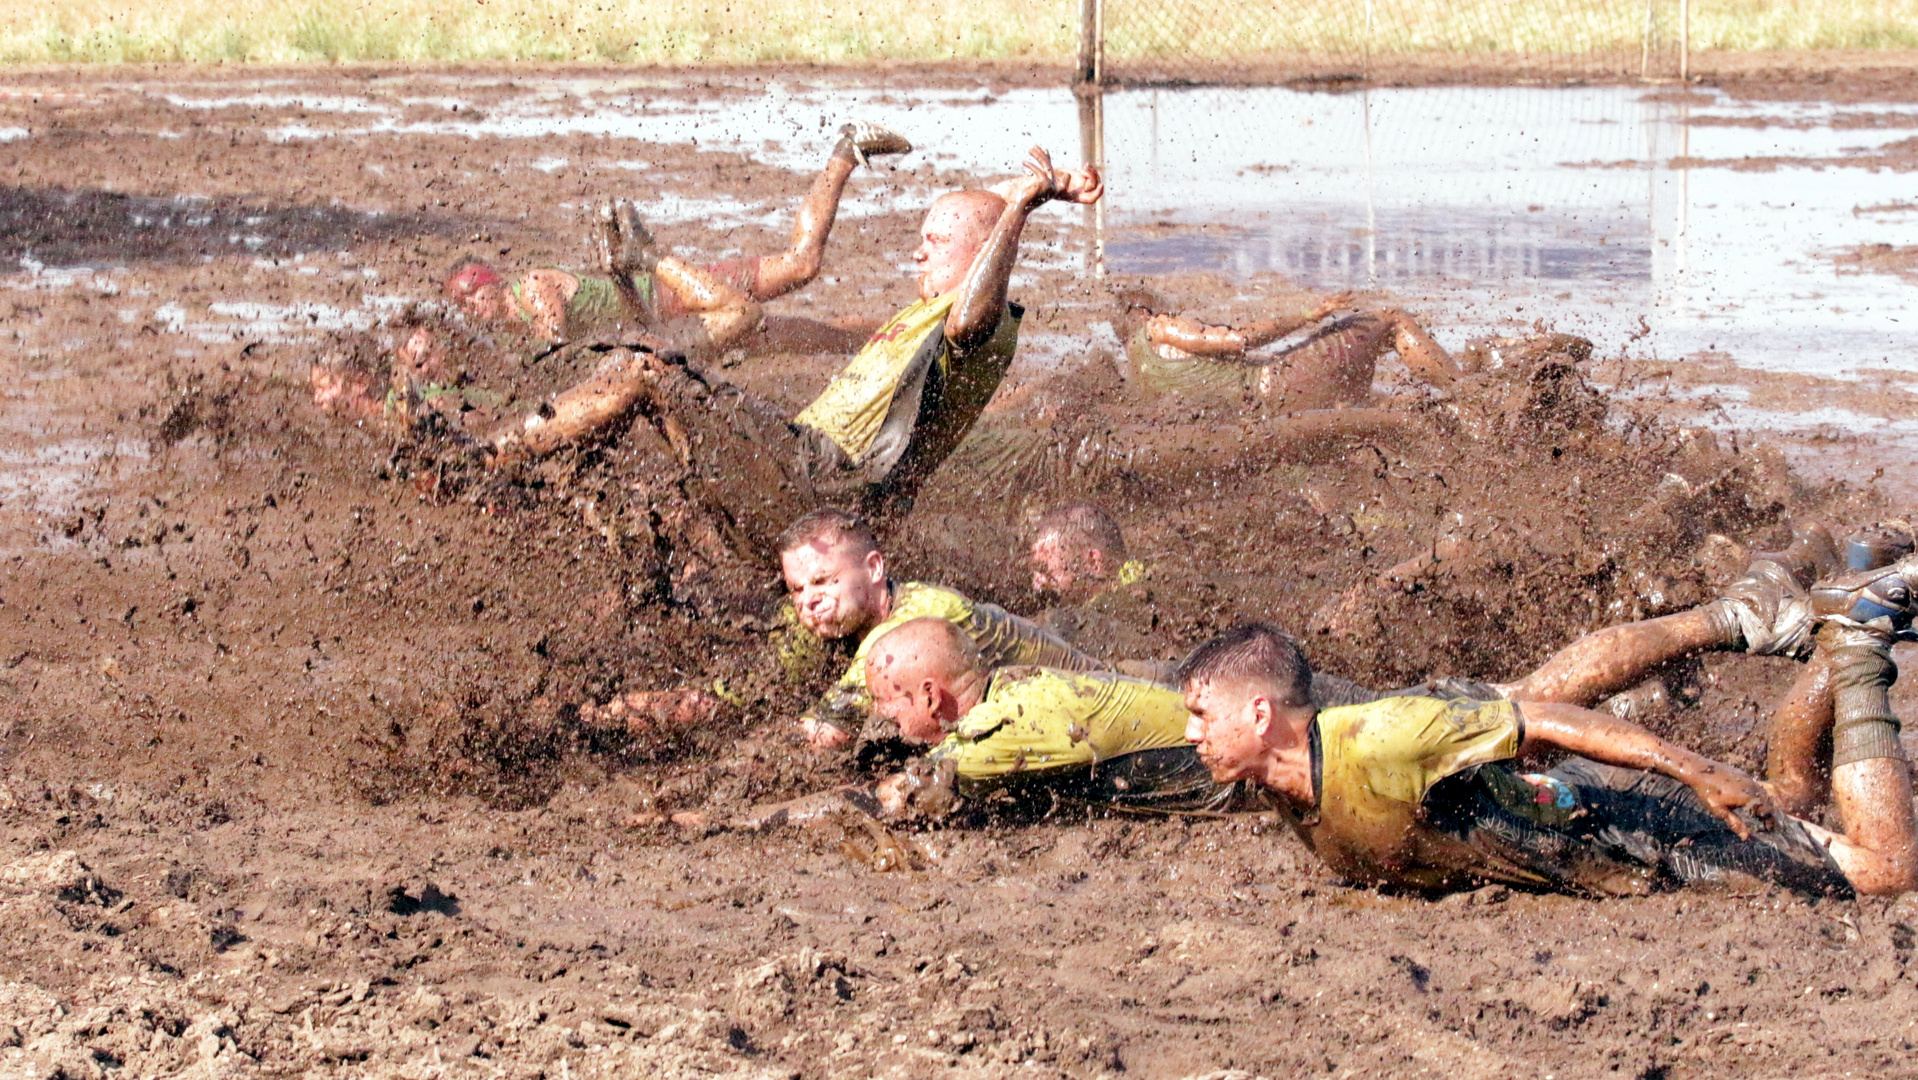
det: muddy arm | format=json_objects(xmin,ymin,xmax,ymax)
[
  {"xmin": 516, "ymin": 269, "xmax": 577, "ymax": 343},
  {"xmin": 947, "ymin": 147, "xmax": 1076, "ymax": 353},
  {"xmin": 731, "ymin": 764, "xmax": 955, "ymax": 831},
  {"xmin": 1145, "ymin": 293, "xmax": 1354, "ymax": 357},
  {"xmin": 1518, "ymin": 700, "xmax": 1775, "ymax": 838}
]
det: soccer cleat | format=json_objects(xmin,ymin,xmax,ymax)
[
  {"xmin": 837, "ymin": 121, "xmax": 913, "ymax": 168},
  {"xmin": 600, "ymin": 199, "xmax": 656, "ymax": 274},
  {"xmin": 1710, "ymin": 520, "xmax": 1840, "ymax": 659},
  {"xmin": 1811, "ymin": 554, "xmax": 1918, "ymax": 643}
]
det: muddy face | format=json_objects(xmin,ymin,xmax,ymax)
[
  {"xmin": 449, "ymin": 278, "xmax": 509, "ymax": 322},
  {"xmin": 394, "ymin": 326, "xmax": 449, "ymax": 381},
  {"xmin": 867, "ymin": 664, "xmax": 944, "ymax": 745},
  {"xmin": 912, "ymin": 194, "xmax": 995, "ymax": 300},
  {"xmin": 1183, "ymin": 677, "xmax": 1268, "ymax": 784},
  {"xmin": 1030, "ymin": 532, "xmax": 1110, "ymax": 605},
  {"xmin": 780, "ymin": 541, "xmax": 888, "ymax": 641}
]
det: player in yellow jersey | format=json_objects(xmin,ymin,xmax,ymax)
[
  {"xmin": 582, "ymin": 507, "xmax": 1099, "ymax": 750},
  {"xmin": 1113, "ymin": 286, "xmax": 1461, "ymax": 409},
  {"xmin": 487, "ymin": 147, "xmax": 1103, "ymax": 542},
  {"xmin": 1180, "ymin": 622, "xmax": 1917, "ymax": 898},
  {"xmin": 677, "ymin": 616, "xmax": 1263, "ymax": 832}
]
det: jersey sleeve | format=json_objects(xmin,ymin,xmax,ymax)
[
  {"xmin": 962, "ymin": 600, "xmax": 1101, "ymax": 673},
  {"xmin": 925, "ymin": 677, "xmax": 1101, "ymax": 786},
  {"xmin": 1405, "ymin": 698, "xmax": 1522, "ymax": 799},
  {"xmin": 1343, "ymin": 696, "xmax": 1523, "ymax": 805}
]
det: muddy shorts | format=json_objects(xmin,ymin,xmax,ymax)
[
  {"xmin": 646, "ymin": 357, "xmax": 862, "ymax": 546},
  {"xmin": 1425, "ymin": 757, "xmax": 1852, "ymax": 898}
]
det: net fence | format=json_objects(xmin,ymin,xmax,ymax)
[{"xmin": 1090, "ymin": 0, "xmax": 1688, "ymax": 85}]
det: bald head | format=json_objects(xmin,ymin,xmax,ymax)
[
  {"xmin": 867, "ymin": 617, "xmax": 981, "ymax": 688},
  {"xmin": 864, "ymin": 617, "xmax": 986, "ymax": 743},
  {"xmin": 915, "ymin": 191, "xmax": 1008, "ymax": 300}
]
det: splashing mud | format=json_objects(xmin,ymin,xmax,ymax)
[{"xmin": 0, "ymin": 65, "xmax": 1915, "ymax": 1079}]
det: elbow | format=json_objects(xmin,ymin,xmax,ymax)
[
  {"xmin": 1853, "ymin": 863, "xmax": 1918, "ymax": 897},
  {"xmin": 946, "ymin": 311, "xmax": 1001, "ymax": 353}
]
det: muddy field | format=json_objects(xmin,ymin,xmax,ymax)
[{"xmin": 3, "ymin": 62, "xmax": 1918, "ymax": 1079}]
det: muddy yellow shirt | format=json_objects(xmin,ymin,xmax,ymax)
[
  {"xmin": 925, "ymin": 666, "xmax": 1191, "ymax": 792},
  {"xmin": 1291, "ymin": 695, "xmax": 1524, "ymax": 890},
  {"xmin": 802, "ymin": 580, "xmax": 1097, "ymax": 739},
  {"xmin": 795, "ymin": 295, "xmax": 1023, "ymax": 488}
]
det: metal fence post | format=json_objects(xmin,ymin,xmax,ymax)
[
  {"xmin": 1078, "ymin": 0, "xmax": 1104, "ymax": 85},
  {"xmin": 1680, "ymin": 0, "xmax": 1690, "ymax": 80}
]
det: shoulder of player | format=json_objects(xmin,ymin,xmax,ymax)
[
  {"xmin": 953, "ymin": 665, "xmax": 1056, "ymax": 739},
  {"xmin": 889, "ymin": 581, "xmax": 975, "ymax": 620},
  {"xmin": 1317, "ymin": 695, "xmax": 1519, "ymax": 759}
]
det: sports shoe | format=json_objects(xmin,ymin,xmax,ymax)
[
  {"xmin": 615, "ymin": 198, "xmax": 655, "ymax": 251},
  {"xmin": 837, "ymin": 121, "xmax": 913, "ymax": 168},
  {"xmin": 1843, "ymin": 520, "xmax": 1915, "ymax": 572},
  {"xmin": 1709, "ymin": 520, "xmax": 1839, "ymax": 658},
  {"xmin": 1811, "ymin": 554, "xmax": 1918, "ymax": 643}
]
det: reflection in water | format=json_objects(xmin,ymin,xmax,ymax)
[
  {"xmin": 1091, "ymin": 84, "xmax": 1918, "ymax": 379},
  {"xmin": 1108, "ymin": 211, "xmax": 1651, "ymax": 284}
]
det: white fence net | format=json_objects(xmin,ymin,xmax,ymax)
[{"xmin": 1085, "ymin": 0, "xmax": 1688, "ymax": 85}]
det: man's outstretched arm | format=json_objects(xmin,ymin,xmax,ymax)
[
  {"xmin": 946, "ymin": 147, "xmax": 1093, "ymax": 352},
  {"xmin": 1517, "ymin": 700, "xmax": 1775, "ymax": 838},
  {"xmin": 1145, "ymin": 292, "xmax": 1354, "ymax": 357},
  {"xmin": 689, "ymin": 758, "xmax": 958, "ymax": 831}
]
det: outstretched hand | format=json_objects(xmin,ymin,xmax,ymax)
[
  {"xmin": 1681, "ymin": 760, "xmax": 1777, "ymax": 839},
  {"xmin": 1053, "ymin": 163, "xmax": 1104, "ymax": 205},
  {"xmin": 1008, "ymin": 146, "xmax": 1063, "ymax": 208}
]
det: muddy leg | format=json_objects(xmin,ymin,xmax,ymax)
[
  {"xmin": 1828, "ymin": 757, "xmax": 1918, "ymax": 895},
  {"xmin": 748, "ymin": 141, "xmax": 858, "ymax": 302},
  {"xmin": 1814, "ymin": 623, "xmax": 1918, "ymax": 894},
  {"xmin": 1500, "ymin": 607, "xmax": 1733, "ymax": 706},
  {"xmin": 1765, "ymin": 650, "xmax": 1835, "ymax": 816},
  {"xmin": 652, "ymin": 257, "xmax": 764, "ymax": 351}
]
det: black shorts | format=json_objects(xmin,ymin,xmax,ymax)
[
  {"xmin": 998, "ymin": 746, "xmax": 1271, "ymax": 815},
  {"xmin": 1425, "ymin": 757, "xmax": 1852, "ymax": 898}
]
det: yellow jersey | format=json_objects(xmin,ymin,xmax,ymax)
[
  {"xmin": 801, "ymin": 580, "xmax": 1096, "ymax": 739},
  {"xmin": 1294, "ymin": 695, "xmax": 1524, "ymax": 890},
  {"xmin": 795, "ymin": 295, "xmax": 1022, "ymax": 490},
  {"xmin": 926, "ymin": 666, "xmax": 1191, "ymax": 792}
]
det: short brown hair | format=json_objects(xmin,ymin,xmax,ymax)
[
  {"xmin": 777, "ymin": 507, "xmax": 880, "ymax": 559},
  {"xmin": 1174, "ymin": 623, "xmax": 1314, "ymax": 709},
  {"xmin": 1033, "ymin": 502, "xmax": 1127, "ymax": 564}
]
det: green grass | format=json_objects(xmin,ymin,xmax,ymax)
[{"xmin": 1, "ymin": 0, "xmax": 1914, "ymax": 65}]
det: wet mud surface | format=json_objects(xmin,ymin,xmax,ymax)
[{"xmin": 3, "ymin": 65, "xmax": 1918, "ymax": 1078}]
